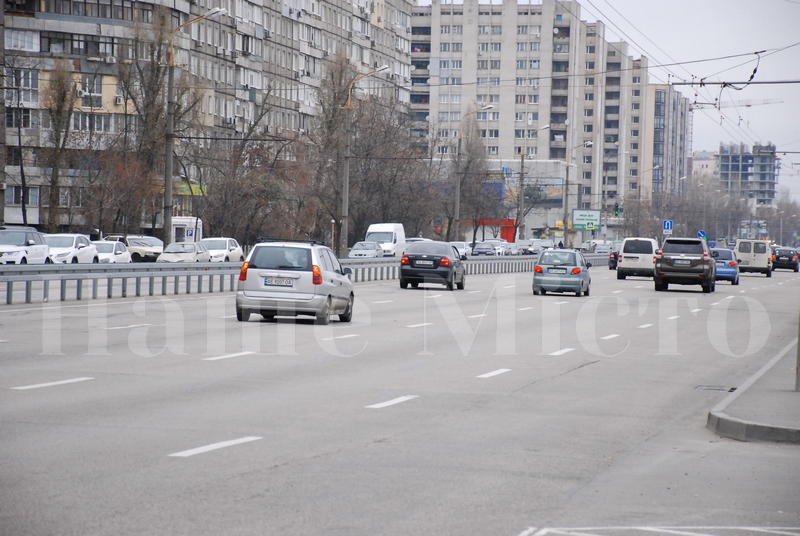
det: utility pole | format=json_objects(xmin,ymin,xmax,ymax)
[
  {"xmin": 164, "ymin": 61, "xmax": 175, "ymax": 244},
  {"xmin": 562, "ymin": 162, "xmax": 570, "ymax": 247},
  {"xmin": 517, "ymin": 152, "xmax": 525, "ymax": 240},
  {"xmin": 453, "ymin": 135, "xmax": 463, "ymax": 242},
  {"xmin": 339, "ymin": 109, "xmax": 351, "ymax": 256}
]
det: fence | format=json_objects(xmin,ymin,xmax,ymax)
[{"xmin": 0, "ymin": 255, "xmax": 607, "ymax": 306}]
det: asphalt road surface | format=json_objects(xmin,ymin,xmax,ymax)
[{"xmin": 1, "ymin": 267, "xmax": 799, "ymax": 535}]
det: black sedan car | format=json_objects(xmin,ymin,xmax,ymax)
[
  {"xmin": 400, "ymin": 241, "xmax": 466, "ymax": 290},
  {"xmin": 772, "ymin": 248, "xmax": 799, "ymax": 272}
]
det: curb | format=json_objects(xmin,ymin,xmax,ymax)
[{"xmin": 705, "ymin": 338, "xmax": 799, "ymax": 444}]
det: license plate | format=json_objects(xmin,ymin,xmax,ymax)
[
  {"xmin": 739, "ymin": 260, "xmax": 749, "ymax": 265},
  {"xmin": 416, "ymin": 260, "xmax": 434, "ymax": 266},
  {"xmin": 673, "ymin": 259, "xmax": 690, "ymax": 265},
  {"xmin": 549, "ymin": 268, "xmax": 567, "ymax": 274},
  {"xmin": 264, "ymin": 277, "xmax": 293, "ymax": 287},
  {"xmin": 780, "ymin": 256, "xmax": 788, "ymax": 260}
]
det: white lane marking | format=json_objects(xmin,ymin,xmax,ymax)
[
  {"xmin": 554, "ymin": 301, "xmax": 569, "ymax": 305},
  {"xmin": 477, "ymin": 368, "xmax": 511, "ymax": 379},
  {"xmin": 468, "ymin": 313, "xmax": 486, "ymax": 319},
  {"xmin": 634, "ymin": 285, "xmax": 644, "ymax": 289},
  {"xmin": 322, "ymin": 334, "xmax": 361, "ymax": 341},
  {"xmin": 739, "ymin": 290, "xmax": 746, "ymax": 293},
  {"xmin": 526, "ymin": 529, "xmax": 800, "ymax": 536},
  {"xmin": 548, "ymin": 348, "xmax": 575, "ymax": 357},
  {"xmin": 0, "ymin": 339, "xmax": 7, "ymax": 343},
  {"xmin": 219, "ymin": 314, "xmax": 236, "ymax": 319},
  {"xmin": 667, "ymin": 315, "xmax": 680, "ymax": 320},
  {"xmin": 612, "ymin": 290, "xmax": 623, "ymax": 294},
  {"xmin": 406, "ymin": 322, "xmax": 432, "ymax": 328},
  {"xmin": 467, "ymin": 290, "xmax": 481, "ymax": 294},
  {"xmin": 203, "ymin": 351, "xmax": 256, "ymax": 361},
  {"xmin": 503, "ymin": 285, "xmax": 515, "ymax": 289},
  {"xmin": 372, "ymin": 300, "xmax": 393, "ymax": 304},
  {"xmin": 106, "ymin": 323, "xmax": 152, "ymax": 330},
  {"xmin": 365, "ymin": 395, "xmax": 418, "ymax": 409},
  {"xmin": 168, "ymin": 436, "xmax": 262, "ymax": 458},
  {"xmin": 638, "ymin": 323, "xmax": 653, "ymax": 329},
  {"xmin": 515, "ymin": 527, "xmax": 538, "ymax": 536},
  {"xmin": 691, "ymin": 308, "xmax": 702, "ymax": 313},
  {"xmin": 601, "ymin": 334, "xmax": 619, "ymax": 340},
  {"xmin": 518, "ymin": 307, "xmax": 534, "ymax": 311},
  {"xmin": 12, "ymin": 377, "xmax": 94, "ymax": 390},
  {"xmin": 425, "ymin": 294, "xmax": 442, "ymax": 299},
  {"xmin": 725, "ymin": 295, "xmax": 735, "ymax": 300},
  {"xmin": 710, "ymin": 301, "xmax": 721, "ymax": 306},
  {"xmin": 636, "ymin": 528, "xmax": 725, "ymax": 536}
]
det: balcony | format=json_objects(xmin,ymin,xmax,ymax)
[{"xmin": 551, "ymin": 105, "xmax": 568, "ymax": 114}]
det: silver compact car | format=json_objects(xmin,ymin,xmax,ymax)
[
  {"xmin": 235, "ymin": 240, "xmax": 353, "ymax": 324},
  {"xmin": 532, "ymin": 249, "xmax": 592, "ymax": 296}
]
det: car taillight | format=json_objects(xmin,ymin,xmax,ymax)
[
  {"xmin": 571, "ymin": 267, "xmax": 581, "ymax": 275},
  {"xmin": 534, "ymin": 265, "xmax": 543, "ymax": 273},
  {"xmin": 312, "ymin": 264, "xmax": 322, "ymax": 285},
  {"xmin": 772, "ymin": 254, "xmax": 777, "ymax": 261},
  {"xmin": 439, "ymin": 256, "xmax": 450, "ymax": 267},
  {"xmin": 238, "ymin": 261, "xmax": 249, "ymax": 281},
  {"xmin": 400, "ymin": 254, "xmax": 409, "ymax": 265},
  {"xmin": 728, "ymin": 261, "xmax": 737, "ymax": 267},
  {"xmin": 618, "ymin": 255, "xmax": 623, "ymax": 263},
  {"xmin": 654, "ymin": 249, "xmax": 662, "ymax": 260},
  {"xmin": 793, "ymin": 256, "xmax": 798, "ymax": 261}
]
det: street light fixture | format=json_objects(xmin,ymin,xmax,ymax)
[
  {"xmin": 338, "ymin": 64, "xmax": 390, "ymax": 255},
  {"xmin": 452, "ymin": 104, "xmax": 494, "ymax": 241},
  {"xmin": 164, "ymin": 7, "xmax": 227, "ymax": 244}
]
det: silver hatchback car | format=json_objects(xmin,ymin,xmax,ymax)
[
  {"xmin": 532, "ymin": 249, "xmax": 592, "ymax": 296},
  {"xmin": 235, "ymin": 240, "xmax": 354, "ymax": 324}
]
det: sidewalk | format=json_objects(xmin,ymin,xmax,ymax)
[{"xmin": 707, "ymin": 339, "xmax": 800, "ymax": 443}]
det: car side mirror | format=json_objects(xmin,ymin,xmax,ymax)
[
  {"xmin": 461, "ymin": 254, "xmax": 467, "ymax": 261},
  {"xmin": 27, "ymin": 239, "xmax": 36, "ymax": 246},
  {"xmin": 77, "ymin": 243, "xmax": 86, "ymax": 249},
  {"xmin": 586, "ymin": 262, "xmax": 592, "ymax": 268},
  {"xmin": 343, "ymin": 267, "xmax": 352, "ymax": 278}
]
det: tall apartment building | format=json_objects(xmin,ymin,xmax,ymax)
[
  {"xmin": 717, "ymin": 143, "xmax": 779, "ymax": 207},
  {"xmin": 3, "ymin": 0, "xmax": 413, "ymax": 227},
  {"xmin": 642, "ymin": 83, "xmax": 689, "ymax": 206},
  {"xmin": 409, "ymin": 0, "xmax": 657, "ymax": 242}
]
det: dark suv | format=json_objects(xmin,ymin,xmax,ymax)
[{"xmin": 654, "ymin": 238, "xmax": 716, "ymax": 293}]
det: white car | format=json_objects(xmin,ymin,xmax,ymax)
[
  {"xmin": 450, "ymin": 241, "xmax": 470, "ymax": 258},
  {"xmin": 483, "ymin": 238, "xmax": 509, "ymax": 256},
  {"xmin": 0, "ymin": 227, "xmax": 50, "ymax": 264},
  {"xmin": 157, "ymin": 241, "xmax": 211, "ymax": 262},
  {"xmin": 105, "ymin": 235, "xmax": 163, "ymax": 262},
  {"xmin": 45, "ymin": 233, "xmax": 99, "ymax": 263},
  {"xmin": 92, "ymin": 240, "xmax": 132, "ymax": 263},
  {"xmin": 200, "ymin": 237, "xmax": 244, "ymax": 263},
  {"xmin": 348, "ymin": 241, "xmax": 384, "ymax": 258}
]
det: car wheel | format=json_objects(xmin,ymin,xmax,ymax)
[
  {"xmin": 540, "ymin": 289, "xmax": 547, "ymax": 295},
  {"xmin": 315, "ymin": 297, "xmax": 331, "ymax": 325},
  {"xmin": 702, "ymin": 281, "xmax": 712, "ymax": 293},
  {"xmin": 20, "ymin": 258, "xmax": 27, "ymax": 265},
  {"xmin": 236, "ymin": 307, "xmax": 250, "ymax": 322},
  {"xmin": 411, "ymin": 282, "xmax": 419, "ymax": 289},
  {"xmin": 733, "ymin": 276, "xmax": 740, "ymax": 285},
  {"xmin": 71, "ymin": 257, "xmax": 79, "ymax": 264},
  {"xmin": 617, "ymin": 271, "xmax": 625, "ymax": 280},
  {"xmin": 339, "ymin": 295, "xmax": 354, "ymax": 323},
  {"xmin": 766, "ymin": 269, "xmax": 772, "ymax": 278},
  {"xmin": 456, "ymin": 274, "xmax": 465, "ymax": 290},
  {"xmin": 794, "ymin": 264, "xmax": 799, "ymax": 272},
  {"xmin": 575, "ymin": 289, "xmax": 582, "ymax": 297},
  {"xmin": 93, "ymin": 257, "xmax": 99, "ymax": 263},
  {"xmin": 584, "ymin": 285, "xmax": 590, "ymax": 296},
  {"xmin": 225, "ymin": 257, "xmax": 229, "ymax": 262},
  {"xmin": 400, "ymin": 279, "xmax": 408, "ymax": 289},
  {"xmin": 446, "ymin": 275, "xmax": 455, "ymax": 291},
  {"xmin": 533, "ymin": 288, "xmax": 540, "ymax": 295},
  {"xmin": 654, "ymin": 279, "xmax": 666, "ymax": 291},
  {"xmin": 44, "ymin": 257, "xmax": 52, "ymax": 264},
  {"xmin": 132, "ymin": 253, "xmax": 141, "ymax": 262},
  {"xmin": 261, "ymin": 313, "xmax": 276, "ymax": 322}
]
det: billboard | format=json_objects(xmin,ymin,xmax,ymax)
[{"xmin": 571, "ymin": 209, "xmax": 601, "ymax": 231}]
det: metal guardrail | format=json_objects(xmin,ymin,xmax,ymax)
[{"xmin": 0, "ymin": 254, "xmax": 607, "ymax": 305}]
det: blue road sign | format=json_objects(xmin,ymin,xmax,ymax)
[
  {"xmin": 708, "ymin": 240, "xmax": 717, "ymax": 248},
  {"xmin": 663, "ymin": 219, "xmax": 673, "ymax": 231},
  {"xmin": 697, "ymin": 230, "xmax": 706, "ymax": 239}
]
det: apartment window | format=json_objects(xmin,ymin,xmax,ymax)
[
  {"xmin": 487, "ymin": 146, "xmax": 499, "ymax": 155},
  {"xmin": 4, "ymin": 69, "xmax": 39, "ymax": 105},
  {"xmin": 517, "ymin": 25, "xmax": 528, "ymax": 35},
  {"xmin": 439, "ymin": 94, "xmax": 450, "ymax": 104},
  {"xmin": 527, "ymin": 112, "xmax": 538, "ymax": 122},
  {"xmin": 515, "ymin": 129, "xmax": 525, "ymax": 138},
  {"xmin": 584, "ymin": 93, "xmax": 594, "ymax": 101},
  {"xmin": 527, "ymin": 94, "xmax": 539, "ymax": 104},
  {"xmin": 490, "ymin": 42, "xmax": 501, "ymax": 52},
  {"xmin": 490, "ymin": 60, "xmax": 501, "ymax": 69},
  {"xmin": 439, "ymin": 59, "xmax": 450, "ymax": 70},
  {"xmin": 451, "ymin": 94, "xmax": 461, "ymax": 104},
  {"xmin": 516, "ymin": 42, "xmax": 528, "ymax": 52},
  {"xmin": 515, "ymin": 146, "xmax": 524, "ymax": 154},
  {"xmin": 583, "ymin": 124, "xmax": 593, "ymax": 133},
  {"xmin": 586, "ymin": 61, "xmax": 595, "ymax": 70},
  {"xmin": 586, "ymin": 45, "xmax": 595, "ymax": 54},
  {"xmin": 632, "ymin": 115, "xmax": 640, "ymax": 124},
  {"xmin": 585, "ymin": 77, "xmax": 594, "ymax": 86},
  {"xmin": 631, "ymin": 129, "xmax": 639, "ymax": 137},
  {"xmin": 516, "ymin": 60, "xmax": 526, "ymax": 70},
  {"xmin": 73, "ymin": 112, "xmax": 112, "ymax": 132},
  {"xmin": 630, "ymin": 169, "xmax": 638, "ymax": 176},
  {"xmin": 630, "ymin": 155, "xmax": 639, "ymax": 163},
  {"xmin": 438, "ymin": 112, "xmax": 450, "ymax": 121},
  {"xmin": 5, "ymin": 108, "xmax": 32, "ymax": 128},
  {"xmin": 437, "ymin": 145, "xmax": 449, "ymax": 154},
  {"xmin": 528, "ymin": 78, "xmax": 540, "ymax": 88},
  {"xmin": 631, "ymin": 142, "xmax": 639, "ymax": 150},
  {"xmin": 632, "ymin": 89, "xmax": 641, "ymax": 97},
  {"xmin": 5, "ymin": 30, "xmax": 39, "ymax": 51},
  {"xmin": 583, "ymin": 171, "xmax": 592, "ymax": 180},
  {"xmin": 608, "ymin": 50, "xmax": 616, "ymax": 56},
  {"xmin": 441, "ymin": 25, "xmax": 451, "ymax": 34},
  {"xmin": 630, "ymin": 182, "xmax": 638, "ymax": 190},
  {"xmin": 442, "ymin": 77, "xmax": 461, "ymax": 85},
  {"xmin": 4, "ymin": 186, "xmax": 40, "ymax": 207},
  {"xmin": 583, "ymin": 108, "xmax": 594, "ymax": 117},
  {"xmin": 440, "ymin": 43, "xmax": 450, "ymax": 52},
  {"xmin": 516, "ymin": 77, "xmax": 525, "ymax": 86},
  {"xmin": 479, "ymin": 43, "xmax": 490, "ymax": 53},
  {"xmin": 478, "ymin": 60, "xmax": 489, "ymax": 70},
  {"xmin": 526, "ymin": 129, "xmax": 539, "ymax": 138},
  {"xmin": 526, "ymin": 146, "xmax": 537, "ymax": 156},
  {"xmin": 492, "ymin": 25, "xmax": 502, "ymax": 35},
  {"xmin": 530, "ymin": 41, "xmax": 540, "ymax": 51},
  {"xmin": 480, "ymin": 129, "xmax": 499, "ymax": 138},
  {"xmin": 489, "ymin": 112, "xmax": 500, "ymax": 121},
  {"xmin": 515, "ymin": 112, "xmax": 525, "ymax": 121},
  {"xmin": 476, "ymin": 112, "xmax": 488, "ymax": 120},
  {"xmin": 451, "ymin": 60, "xmax": 462, "ymax": 69},
  {"xmin": 530, "ymin": 60, "xmax": 540, "ymax": 69},
  {"xmin": 553, "ymin": 43, "xmax": 569, "ymax": 53},
  {"xmin": 583, "ymin": 155, "xmax": 592, "ymax": 164},
  {"xmin": 478, "ymin": 25, "xmax": 489, "ymax": 35},
  {"xmin": 632, "ymin": 76, "xmax": 641, "ymax": 83},
  {"xmin": 452, "ymin": 43, "xmax": 462, "ymax": 52},
  {"xmin": 632, "ymin": 102, "xmax": 640, "ymax": 110},
  {"xmin": 452, "ymin": 25, "xmax": 463, "ymax": 34},
  {"xmin": 516, "ymin": 95, "xmax": 526, "ymax": 104}
]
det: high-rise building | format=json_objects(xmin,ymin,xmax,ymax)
[
  {"xmin": 717, "ymin": 143, "xmax": 779, "ymax": 207},
  {"xmin": 3, "ymin": 0, "xmax": 413, "ymax": 227},
  {"xmin": 642, "ymin": 84, "xmax": 690, "ymax": 206}
]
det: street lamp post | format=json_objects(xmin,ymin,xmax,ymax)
[
  {"xmin": 164, "ymin": 7, "xmax": 226, "ymax": 244},
  {"xmin": 338, "ymin": 65, "xmax": 388, "ymax": 255},
  {"xmin": 453, "ymin": 104, "xmax": 493, "ymax": 242},
  {"xmin": 562, "ymin": 140, "xmax": 592, "ymax": 247},
  {"xmin": 516, "ymin": 125, "xmax": 550, "ymax": 241}
]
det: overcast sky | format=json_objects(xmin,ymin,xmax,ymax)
[{"xmin": 577, "ymin": 0, "xmax": 800, "ymax": 200}]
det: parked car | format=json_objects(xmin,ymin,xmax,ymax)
[
  {"xmin": 532, "ymin": 249, "xmax": 592, "ymax": 297},
  {"xmin": 654, "ymin": 238, "xmax": 716, "ymax": 293},
  {"xmin": 710, "ymin": 247, "xmax": 739, "ymax": 285},
  {"xmin": 400, "ymin": 241, "xmax": 466, "ymax": 290},
  {"xmin": 156, "ymin": 241, "xmax": 211, "ymax": 262},
  {"xmin": 348, "ymin": 241, "xmax": 384, "ymax": 258},
  {"xmin": 92, "ymin": 240, "xmax": 132, "ymax": 264},
  {"xmin": 450, "ymin": 241, "xmax": 470, "ymax": 258},
  {"xmin": 616, "ymin": 237, "xmax": 658, "ymax": 279},
  {"xmin": 507, "ymin": 242, "xmax": 520, "ymax": 255},
  {"xmin": 594, "ymin": 244, "xmax": 612, "ymax": 255},
  {"xmin": 45, "ymin": 233, "xmax": 99, "ymax": 264},
  {"xmin": 405, "ymin": 237, "xmax": 432, "ymax": 243},
  {"xmin": 201, "ymin": 237, "xmax": 244, "ymax": 262},
  {"xmin": 235, "ymin": 240, "xmax": 353, "ymax": 324},
  {"xmin": 106, "ymin": 235, "xmax": 163, "ymax": 262},
  {"xmin": 735, "ymin": 239, "xmax": 773, "ymax": 277},
  {"xmin": 472, "ymin": 242, "xmax": 497, "ymax": 256},
  {"xmin": 528, "ymin": 239, "xmax": 555, "ymax": 255},
  {"xmin": 0, "ymin": 227, "xmax": 50, "ymax": 264},
  {"xmin": 483, "ymin": 238, "xmax": 509, "ymax": 255},
  {"xmin": 772, "ymin": 247, "xmax": 799, "ymax": 272}
]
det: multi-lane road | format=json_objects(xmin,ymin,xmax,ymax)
[{"xmin": 1, "ymin": 266, "xmax": 799, "ymax": 535}]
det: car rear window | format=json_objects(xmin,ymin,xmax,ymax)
[
  {"xmin": 777, "ymin": 249, "xmax": 796, "ymax": 256},
  {"xmin": 539, "ymin": 251, "xmax": 576, "ymax": 265},
  {"xmin": 754, "ymin": 242, "xmax": 767, "ymax": 254},
  {"xmin": 407, "ymin": 242, "xmax": 450, "ymax": 256},
  {"xmin": 250, "ymin": 246, "xmax": 312, "ymax": 271},
  {"xmin": 737, "ymin": 242, "xmax": 752, "ymax": 253},
  {"xmin": 623, "ymin": 239, "xmax": 653, "ymax": 254},
  {"xmin": 711, "ymin": 249, "xmax": 733, "ymax": 260},
  {"xmin": 662, "ymin": 240, "xmax": 704, "ymax": 254}
]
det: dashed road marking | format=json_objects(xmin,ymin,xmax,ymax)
[
  {"xmin": 477, "ymin": 368, "xmax": 511, "ymax": 379},
  {"xmin": 169, "ymin": 436, "xmax": 262, "ymax": 458},
  {"xmin": 467, "ymin": 290, "xmax": 481, "ymax": 294},
  {"xmin": 365, "ymin": 395, "xmax": 418, "ymax": 409},
  {"xmin": 322, "ymin": 334, "xmax": 361, "ymax": 341},
  {"xmin": 711, "ymin": 301, "xmax": 721, "ymax": 306},
  {"xmin": 691, "ymin": 308, "xmax": 702, "ymax": 313},
  {"xmin": 106, "ymin": 323, "xmax": 152, "ymax": 330},
  {"xmin": 524, "ymin": 527, "xmax": 800, "ymax": 536},
  {"xmin": 638, "ymin": 323, "xmax": 653, "ymax": 329},
  {"xmin": 634, "ymin": 285, "xmax": 644, "ymax": 289},
  {"xmin": 601, "ymin": 334, "xmax": 619, "ymax": 340},
  {"xmin": 12, "ymin": 377, "xmax": 94, "ymax": 390},
  {"xmin": 503, "ymin": 285, "xmax": 515, "ymax": 289},
  {"xmin": 406, "ymin": 322, "xmax": 432, "ymax": 328},
  {"xmin": 554, "ymin": 301, "xmax": 569, "ymax": 305},
  {"xmin": 468, "ymin": 313, "xmax": 486, "ymax": 319},
  {"xmin": 425, "ymin": 294, "xmax": 442, "ymax": 299},
  {"xmin": 612, "ymin": 290, "xmax": 623, "ymax": 294},
  {"xmin": 372, "ymin": 300, "xmax": 393, "ymax": 304},
  {"xmin": 518, "ymin": 307, "xmax": 534, "ymax": 311},
  {"xmin": 203, "ymin": 351, "xmax": 256, "ymax": 361},
  {"xmin": 667, "ymin": 315, "xmax": 680, "ymax": 320},
  {"xmin": 725, "ymin": 295, "xmax": 735, "ymax": 300},
  {"xmin": 548, "ymin": 348, "xmax": 575, "ymax": 357},
  {"xmin": 739, "ymin": 290, "xmax": 746, "ymax": 293}
]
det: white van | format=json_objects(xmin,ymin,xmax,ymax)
[
  {"xmin": 735, "ymin": 239, "xmax": 772, "ymax": 277},
  {"xmin": 365, "ymin": 223, "xmax": 406, "ymax": 257},
  {"xmin": 617, "ymin": 237, "xmax": 658, "ymax": 279}
]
